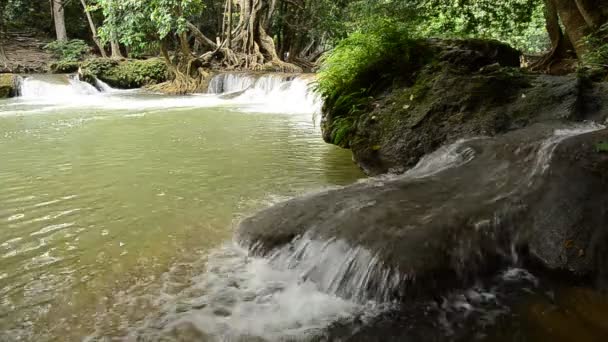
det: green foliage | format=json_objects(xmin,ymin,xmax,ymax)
[
  {"xmin": 44, "ymin": 40, "xmax": 91, "ymax": 62},
  {"xmin": 317, "ymin": 21, "xmax": 420, "ymax": 100},
  {"xmin": 81, "ymin": 58, "xmax": 168, "ymax": 88},
  {"xmin": 49, "ymin": 61, "xmax": 80, "ymax": 73},
  {"xmin": 96, "ymin": 0, "xmax": 203, "ymax": 54},
  {"xmin": 317, "ymin": 20, "xmax": 430, "ymax": 147},
  {"xmin": 596, "ymin": 141, "xmax": 608, "ymax": 153},
  {"xmin": 419, "ymin": 0, "xmax": 548, "ymax": 54},
  {"xmin": 81, "ymin": 57, "xmax": 119, "ymax": 75},
  {"xmin": 331, "ymin": 117, "xmax": 355, "ymax": 146},
  {"xmin": 582, "ymin": 24, "xmax": 608, "ymax": 73}
]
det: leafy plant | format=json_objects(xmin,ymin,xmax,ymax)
[
  {"xmin": 44, "ymin": 39, "xmax": 91, "ymax": 62},
  {"xmin": 582, "ymin": 23, "xmax": 608, "ymax": 72},
  {"xmin": 316, "ymin": 20, "xmax": 427, "ymax": 147},
  {"xmin": 596, "ymin": 141, "xmax": 608, "ymax": 153}
]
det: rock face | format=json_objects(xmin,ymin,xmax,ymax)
[
  {"xmin": 79, "ymin": 58, "xmax": 168, "ymax": 89},
  {"xmin": 239, "ymin": 124, "xmax": 608, "ymax": 301},
  {"xmin": 0, "ymin": 74, "xmax": 17, "ymax": 98},
  {"xmin": 320, "ymin": 38, "xmax": 608, "ymax": 175}
]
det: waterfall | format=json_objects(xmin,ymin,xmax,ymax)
[
  {"xmin": 208, "ymin": 72, "xmax": 322, "ymax": 114},
  {"xmin": 208, "ymin": 73, "xmax": 256, "ymax": 94},
  {"xmin": 94, "ymin": 78, "xmax": 117, "ymax": 93},
  {"xmin": 19, "ymin": 74, "xmax": 101, "ymax": 99}
]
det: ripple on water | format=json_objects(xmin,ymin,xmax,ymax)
[{"xmin": 30, "ymin": 222, "xmax": 75, "ymax": 237}]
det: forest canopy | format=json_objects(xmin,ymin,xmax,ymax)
[{"xmin": 1, "ymin": 0, "xmax": 607, "ymax": 89}]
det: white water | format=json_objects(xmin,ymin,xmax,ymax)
[
  {"xmin": 19, "ymin": 75, "xmax": 99, "ymax": 99},
  {"xmin": 208, "ymin": 72, "xmax": 323, "ymax": 115},
  {"xmin": 118, "ymin": 242, "xmax": 378, "ymax": 341},
  {"xmin": 7, "ymin": 73, "xmax": 322, "ymax": 116}
]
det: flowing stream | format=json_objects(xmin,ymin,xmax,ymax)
[
  {"xmin": 0, "ymin": 74, "xmax": 362, "ymax": 341},
  {"xmin": 2, "ymin": 73, "xmax": 608, "ymax": 341}
]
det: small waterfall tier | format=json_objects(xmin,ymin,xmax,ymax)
[
  {"xmin": 238, "ymin": 122, "xmax": 607, "ymax": 303},
  {"xmin": 208, "ymin": 72, "xmax": 322, "ymax": 114},
  {"xmin": 18, "ymin": 74, "xmax": 116, "ymax": 100}
]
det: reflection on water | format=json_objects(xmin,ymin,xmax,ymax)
[{"xmin": 0, "ymin": 80, "xmax": 363, "ymax": 341}]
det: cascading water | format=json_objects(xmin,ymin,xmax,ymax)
[
  {"xmin": 9, "ymin": 73, "xmax": 322, "ymax": 116},
  {"xmin": 19, "ymin": 74, "xmax": 101, "ymax": 100},
  {"xmin": 207, "ymin": 72, "xmax": 323, "ymax": 115}
]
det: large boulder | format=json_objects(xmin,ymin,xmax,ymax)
[
  {"xmin": 79, "ymin": 58, "xmax": 168, "ymax": 89},
  {"xmin": 0, "ymin": 73, "xmax": 17, "ymax": 98},
  {"xmin": 238, "ymin": 124, "xmax": 608, "ymax": 301},
  {"xmin": 320, "ymin": 38, "xmax": 608, "ymax": 175}
]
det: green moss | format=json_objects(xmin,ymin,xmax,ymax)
[
  {"xmin": 596, "ymin": 141, "xmax": 608, "ymax": 153},
  {"xmin": 0, "ymin": 74, "xmax": 16, "ymax": 98},
  {"xmin": 80, "ymin": 58, "xmax": 168, "ymax": 89},
  {"xmin": 49, "ymin": 61, "xmax": 80, "ymax": 73}
]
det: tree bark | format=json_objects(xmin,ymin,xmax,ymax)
[
  {"xmin": 0, "ymin": 4, "xmax": 7, "ymax": 68},
  {"xmin": 187, "ymin": 21, "xmax": 217, "ymax": 50},
  {"xmin": 80, "ymin": 0, "xmax": 107, "ymax": 57},
  {"xmin": 574, "ymin": 0, "xmax": 604, "ymax": 29},
  {"xmin": 227, "ymin": 0, "xmax": 233, "ymax": 49},
  {"xmin": 554, "ymin": 0, "xmax": 591, "ymax": 58},
  {"xmin": 110, "ymin": 39, "xmax": 123, "ymax": 59},
  {"xmin": 52, "ymin": 0, "xmax": 68, "ymax": 41}
]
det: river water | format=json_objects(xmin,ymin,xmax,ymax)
[
  {"xmin": 0, "ymin": 74, "xmax": 364, "ymax": 341},
  {"xmin": 2, "ymin": 74, "xmax": 608, "ymax": 342}
]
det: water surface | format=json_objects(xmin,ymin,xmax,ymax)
[{"xmin": 0, "ymin": 75, "xmax": 363, "ymax": 340}]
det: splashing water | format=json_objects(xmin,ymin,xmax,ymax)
[
  {"xmin": 119, "ymin": 242, "xmax": 378, "ymax": 341},
  {"xmin": 7, "ymin": 73, "xmax": 322, "ymax": 116},
  {"xmin": 207, "ymin": 72, "xmax": 323, "ymax": 115}
]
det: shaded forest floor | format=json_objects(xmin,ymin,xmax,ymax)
[{"xmin": 1, "ymin": 30, "xmax": 53, "ymax": 73}]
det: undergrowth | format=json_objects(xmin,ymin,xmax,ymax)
[
  {"xmin": 316, "ymin": 20, "xmax": 431, "ymax": 147},
  {"xmin": 581, "ymin": 23, "xmax": 608, "ymax": 79},
  {"xmin": 44, "ymin": 39, "xmax": 90, "ymax": 62}
]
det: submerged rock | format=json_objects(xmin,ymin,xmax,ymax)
[
  {"xmin": 239, "ymin": 124, "xmax": 608, "ymax": 301},
  {"xmin": 320, "ymin": 38, "xmax": 608, "ymax": 175},
  {"xmin": 0, "ymin": 73, "xmax": 18, "ymax": 98}
]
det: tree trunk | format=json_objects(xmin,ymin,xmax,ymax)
[
  {"xmin": 227, "ymin": 0, "xmax": 233, "ymax": 49},
  {"xmin": 554, "ymin": 0, "xmax": 591, "ymax": 58},
  {"xmin": 0, "ymin": 42, "xmax": 7, "ymax": 69},
  {"xmin": 574, "ymin": 0, "xmax": 605, "ymax": 29},
  {"xmin": 228, "ymin": 0, "xmax": 300, "ymax": 71},
  {"xmin": 0, "ymin": 7, "xmax": 7, "ymax": 69},
  {"xmin": 52, "ymin": 0, "xmax": 68, "ymax": 41},
  {"xmin": 110, "ymin": 39, "xmax": 123, "ymax": 59},
  {"xmin": 80, "ymin": 0, "xmax": 107, "ymax": 57}
]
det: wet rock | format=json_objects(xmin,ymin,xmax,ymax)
[
  {"xmin": 527, "ymin": 129, "xmax": 608, "ymax": 276},
  {"xmin": 0, "ymin": 73, "xmax": 17, "ymax": 98},
  {"xmin": 79, "ymin": 58, "xmax": 168, "ymax": 89},
  {"xmin": 49, "ymin": 61, "xmax": 79, "ymax": 74},
  {"xmin": 239, "ymin": 125, "xmax": 608, "ymax": 301},
  {"xmin": 320, "ymin": 38, "xmax": 608, "ymax": 176}
]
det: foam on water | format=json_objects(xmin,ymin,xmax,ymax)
[
  {"xmin": 207, "ymin": 73, "xmax": 323, "ymax": 115},
  {"xmin": 109, "ymin": 241, "xmax": 380, "ymax": 341},
  {"xmin": 3, "ymin": 73, "xmax": 322, "ymax": 117}
]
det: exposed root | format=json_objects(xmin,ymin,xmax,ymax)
[{"xmin": 146, "ymin": 65, "xmax": 213, "ymax": 95}]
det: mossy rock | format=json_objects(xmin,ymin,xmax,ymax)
[
  {"xmin": 80, "ymin": 58, "xmax": 168, "ymax": 89},
  {"xmin": 319, "ymin": 37, "xmax": 608, "ymax": 175},
  {"xmin": 49, "ymin": 61, "xmax": 80, "ymax": 74},
  {"xmin": 596, "ymin": 141, "xmax": 608, "ymax": 153},
  {"xmin": 0, "ymin": 74, "xmax": 17, "ymax": 98}
]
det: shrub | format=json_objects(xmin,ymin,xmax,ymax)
[
  {"xmin": 44, "ymin": 39, "xmax": 91, "ymax": 62},
  {"xmin": 581, "ymin": 24, "xmax": 608, "ymax": 80},
  {"xmin": 80, "ymin": 58, "xmax": 167, "ymax": 89},
  {"xmin": 49, "ymin": 61, "xmax": 80, "ymax": 73},
  {"xmin": 316, "ymin": 20, "xmax": 431, "ymax": 147}
]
